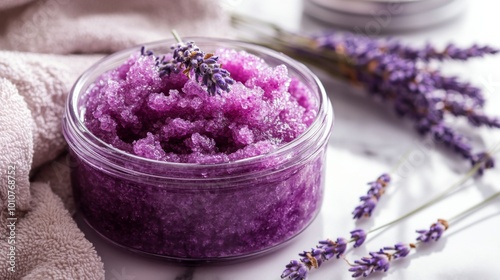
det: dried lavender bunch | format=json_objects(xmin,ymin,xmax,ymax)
[
  {"xmin": 352, "ymin": 173, "xmax": 391, "ymax": 219},
  {"xmin": 310, "ymin": 33, "xmax": 499, "ymax": 170},
  {"xmin": 141, "ymin": 37, "xmax": 234, "ymax": 96},
  {"xmin": 231, "ymin": 15, "xmax": 499, "ymax": 174},
  {"xmin": 282, "ymin": 260, "xmax": 309, "ymax": 280}
]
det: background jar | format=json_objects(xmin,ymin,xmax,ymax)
[
  {"xmin": 63, "ymin": 38, "xmax": 334, "ymax": 261},
  {"xmin": 303, "ymin": 0, "xmax": 466, "ymax": 32}
]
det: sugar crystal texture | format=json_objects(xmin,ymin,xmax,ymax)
[{"xmin": 73, "ymin": 47, "xmax": 328, "ymax": 260}]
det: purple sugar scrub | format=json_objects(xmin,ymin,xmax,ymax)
[{"xmin": 63, "ymin": 38, "xmax": 334, "ymax": 261}]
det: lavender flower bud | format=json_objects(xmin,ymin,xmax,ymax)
[
  {"xmin": 444, "ymin": 98, "xmax": 500, "ymax": 128},
  {"xmin": 281, "ymin": 237, "xmax": 348, "ymax": 279},
  {"xmin": 352, "ymin": 196, "xmax": 377, "ymax": 219},
  {"xmin": 383, "ymin": 242, "xmax": 413, "ymax": 259},
  {"xmin": 471, "ymin": 152, "xmax": 495, "ymax": 176},
  {"xmin": 416, "ymin": 219, "xmax": 449, "ymax": 242},
  {"xmin": 432, "ymin": 74, "xmax": 485, "ymax": 106},
  {"xmin": 281, "ymin": 260, "xmax": 308, "ymax": 280},
  {"xmin": 425, "ymin": 122, "xmax": 473, "ymax": 160},
  {"xmin": 143, "ymin": 40, "xmax": 235, "ymax": 96},
  {"xmin": 349, "ymin": 242, "xmax": 415, "ymax": 277},
  {"xmin": 350, "ymin": 229, "xmax": 367, "ymax": 248},
  {"xmin": 299, "ymin": 248, "xmax": 324, "ymax": 269},
  {"xmin": 348, "ymin": 250, "xmax": 391, "ymax": 278},
  {"xmin": 443, "ymin": 43, "xmax": 499, "ymax": 61},
  {"xmin": 140, "ymin": 46, "xmax": 154, "ymax": 56},
  {"xmin": 317, "ymin": 238, "xmax": 347, "ymax": 260},
  {"xmin": 352, "ymin": 173, "xmax": 391, "ymax": 219}
]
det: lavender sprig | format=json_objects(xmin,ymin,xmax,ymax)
[
  {"xmin": 348, "ymin": 218, "xmax": 449, "ymax": 278},
  {"xmin": 352, "ymin": 173, "xmax": 391, "ymax": 219},
  {"xmin": 388, "ymin": 42, "xmax": 499, "ymax": 62},
  {"xmin": 141, "ymin": 33, "xmax": 234, "ymax": 96},
  {"xmin": 348, "ymin": 250, "xmax": 391, "ymax": 277},
  {"xmin": 281, "ymin": 238, "xmax": 347, "ymax": 280},
  {"xmin": 432, "ymin": 74, "xmax": 485, "ymax": 105},
  {"xmin": 348, "ymin": 219, "xmax": 448, "ymax": 278},
  {"xmin": 348, "ymin": 243, "xmax": 415, "ymax": 278},
  {"xmin": 444, "ymin": 100, "xmax": 500, "ymax": 128}
]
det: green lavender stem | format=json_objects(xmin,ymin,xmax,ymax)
[
  {"xmin": 368, "ymin": 162, "xmax": 482, "ymax": 234},
  {"xmin": 448, "ymin": 191, "xmax": 500, "ymax": 224}
]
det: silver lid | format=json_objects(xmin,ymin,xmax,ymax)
[{"xmin": 303, "ymin": 0, "xmax": 466, "ymax": 32}]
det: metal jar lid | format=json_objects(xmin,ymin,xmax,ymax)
[{"xmin": 303, "ymin": 0, "xmax": 466, "ymax": 32}]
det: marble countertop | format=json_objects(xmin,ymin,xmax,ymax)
[{"xmin": 76, "ymin": 0, "xmax": 500, "ymax": 279}]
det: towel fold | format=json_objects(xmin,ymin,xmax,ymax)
[
  {"xmin": 0, "ymin": 78, "xmax": 33, "ymax": 211},
  {"xmin": 0, "ymin": 0, "xmax": 231, "ymax": 278}
]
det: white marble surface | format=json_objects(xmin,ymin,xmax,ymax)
[{"xmin": 76, "ymin": 1, "xmax": 500, "ymax": 279}]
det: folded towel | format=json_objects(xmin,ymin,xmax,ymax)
[
  {"xmin": 0, "ymin": 0, "xmax": 231, "ymax": 279},
  {"xmin": 0, "ymin": 50, "xmax": 105, "ymax": 280}
]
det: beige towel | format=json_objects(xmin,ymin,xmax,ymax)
[{"xmin": 0, "ymin": 1, "xmax": 230, "ymax": 279}]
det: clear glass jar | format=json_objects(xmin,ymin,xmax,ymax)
[{"xmin": 63, "ymin": 38, "xmax": 334, "ymax": 262}]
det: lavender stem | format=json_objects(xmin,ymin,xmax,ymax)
[
  {"xmin": 447, "ymin": 191, "xmax": 500, "ymax": 224},
  {"xmin": 367, "ymin": 156, "xmax": 489, "ymax": 234},
  {"xmin": 171, "ymin": 29, "xmax": 183, "ymax": 43},
  {"xmin": 389, "ymin": 150, "xmax": 412, "ymax": 174}
]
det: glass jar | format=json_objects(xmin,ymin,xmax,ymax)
[
  {"xmin": 303, "ymin": 0, "xmax": 466, "ymax": 32},
  {"xmin": 63, "ymin": 38, "xmax": 334, "ymax": 262}
]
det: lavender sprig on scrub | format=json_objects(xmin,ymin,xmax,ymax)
[{"xmin": 141, "ymin": 31, "xmax": 234, "ymax": 96}]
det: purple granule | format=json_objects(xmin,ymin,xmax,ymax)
[{"xmin": 83, "ymin": 49, "xmax": 317, "ymax": 163}]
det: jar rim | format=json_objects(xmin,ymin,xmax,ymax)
[{"xmin": 64, "ymin": 37, "xmax": 333, "ymax": 171}]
